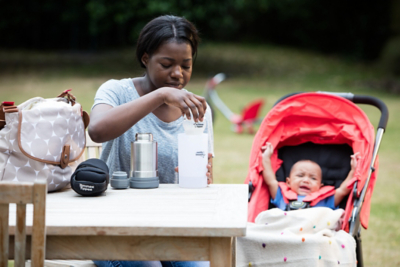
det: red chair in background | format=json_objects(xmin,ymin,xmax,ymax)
[{"xmin": 204, "ymin": 73, "xmax": 265, "ymax": 134}]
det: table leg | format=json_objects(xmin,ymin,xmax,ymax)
[
  {"xmin": 209, "ymin": 237, "xmax": 233, "ymax": 267},
  {"xmin": 231, "ymin": 237, "xmax": 236, "ymax": 267}
]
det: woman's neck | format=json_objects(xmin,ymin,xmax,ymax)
[{"xmin": 133, "ymin": 76, "xmax": 155, "ymax": 97}]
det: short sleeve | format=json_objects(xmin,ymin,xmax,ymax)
[
  {"xmin": 92, "ymin": 79, "xmax": 126, "ymax": 110},
  {"xmin": 314, "ymin": 194, "xmax": 337, "ymax": 209},
  {"xmin": 270, "ymin": 187, "xmax": 286, "ymax": 210}
]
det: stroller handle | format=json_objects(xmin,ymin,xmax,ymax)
[
  {"xmin": 352, "ymin": 95, "xmax": 389, "ymax": 131},
  {"xmin": 320, "ymin": 92, "xmax": 389, "ymax": 131},
  {"xmin": 275, "ymin": 92, "xmax": 389, "ymax": 131}
]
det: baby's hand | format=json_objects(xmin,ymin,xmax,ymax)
[
  {"xmin": 261, "ymin": 142, "xmax": 274, "ymax": 160},
  {"xmin": 350, "ymin": 152, "xmax": 361, "ymax": 170}
]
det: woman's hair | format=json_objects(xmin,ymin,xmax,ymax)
[{"xmin": 136, "ymin": 15, "xmax": 200, "ymax": 68}]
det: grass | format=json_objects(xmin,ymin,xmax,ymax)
[{"xmin": 1, "ymin": 43, "xmax": 399, "ymax": 266}]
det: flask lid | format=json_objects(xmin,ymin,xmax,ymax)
[{"xmin": 135, "ymin": 133, "xmax": 153, "ymax": 141}]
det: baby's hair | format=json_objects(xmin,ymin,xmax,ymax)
[
  {"xmin": 289, "ymin": 159, "xmax": 322, "ymax": 178},
  {"xmin": 136, "ymin": 15, "xmax": 200, "ymax": 69}
]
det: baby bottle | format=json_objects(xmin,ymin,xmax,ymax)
[{"xmin": 178, "ymin": 118, "xmax": 208, "ymax": 188}]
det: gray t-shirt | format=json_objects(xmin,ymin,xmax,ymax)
[{"xmin": 92, "ymin": 78, "xmax": 214, "ymax": 184}]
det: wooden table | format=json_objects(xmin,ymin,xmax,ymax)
[{"xmin": 9, "ymin": 184, "xmax": 248, "ymax": 267}]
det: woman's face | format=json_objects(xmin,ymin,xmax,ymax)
[{"xmin": 142, "ymin": 41, "xmax": 193, "ymax": 91}]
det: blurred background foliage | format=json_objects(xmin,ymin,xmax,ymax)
[
  {"xmin": 1, "ymin": 2, "xmax": 400, "ymax": 265},
  {"xmin": 0, "ymin": 0, "xmax": 394, "ymax": 62}
]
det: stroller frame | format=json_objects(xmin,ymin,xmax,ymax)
[{"xmin": 247, "ymin": 91, "xmax": 389, "ymax": 267}]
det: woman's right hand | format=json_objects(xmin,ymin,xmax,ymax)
[
  {"xmin": 89, "ymin": 85, "xmax": 208, "ymax": 143},
  {"xmin": 159, "ymin": 87, "xmax": 207, "ymax": 122}
]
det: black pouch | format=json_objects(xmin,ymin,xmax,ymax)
[{"xmin": 70, "ymin": 158, "xmax": 109, "ymax": 196}]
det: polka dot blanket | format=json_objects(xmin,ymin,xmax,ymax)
[{"xmin": 237, "ymin": 208, "xmax": 356, "ymax": 267}]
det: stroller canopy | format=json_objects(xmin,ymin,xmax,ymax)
[{"xmin": 245, "ymin": 92, "xmax": 377, "ymax": 230}]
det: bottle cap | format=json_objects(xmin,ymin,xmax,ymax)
[
  {"xmin": 110, "ymin": 171, "xmax": 129, "ymax": 189},
  {"xmin": 135, "ymin": 133, "xmax": 153, "ymax": 141}
]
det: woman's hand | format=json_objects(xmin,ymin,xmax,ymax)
[
  {"xmin": 206, "ymin": 153, "xmax": 213, "ymax": 184},
  {"xmin": 174, "ymin": 153, "xmax": 213, "ymax": 185},
  {"xmin": 159, "ymin": 87, "xmax": 207, "ymax": 122}
]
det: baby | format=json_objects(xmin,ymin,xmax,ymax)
[{"xmin": 262, "ymin": 142, "xmax": 360, "ymax": 209}]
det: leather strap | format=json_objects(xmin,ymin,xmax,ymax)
[
  {"xmin": 0, "ymin": 101, "xmax": 16, "ymax": 130},
  {"xmin": 82, "ymin": 111, "xmax": 90, "ymax": 129},
  {"xmin": 0, "ymin": 105, "xmax": 4, "ymax": 129},
  {"xmin": 60, "ymin": 145, "xmax": 71, "ymax": 169},
  {"xmin": 3, "ymin": 105, "xmax": 18, "ymax": 113},
  {"xmin": 18, "ymin": 112, "xmax": 86, "ymax": 166}
]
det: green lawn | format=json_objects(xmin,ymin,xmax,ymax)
[{"xmin": 1, "ymin": 43, "xmax": 399, "ymax": 266}]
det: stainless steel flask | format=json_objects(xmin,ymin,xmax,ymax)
[{"xmin": 129, "ymin": 133, "xmax": 159, "ymax": 189}]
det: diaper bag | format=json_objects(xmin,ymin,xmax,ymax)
[{"xmin": 0, "ymin": 90, "xmax": 90, "ymax": 192}]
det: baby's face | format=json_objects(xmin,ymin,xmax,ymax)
[{"xmin": 286, "ymin": 160, "xmax": 323, "ymax": 195}]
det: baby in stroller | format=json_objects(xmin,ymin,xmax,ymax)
[
  {"xmin": 236, "ymin": 91, "xmax": 388, "ymax": 267},
  {"xmin": 261, "ymin": 142, "xmax": 360, "ymax": 211}
]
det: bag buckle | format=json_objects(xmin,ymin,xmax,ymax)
[{"xmin": 60, "ymin": 145, "xmax": 71, "ymax": 169}]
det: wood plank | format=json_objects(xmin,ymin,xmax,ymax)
[
  {"xmin": 209, "ymin": 237, "xmax": 232, "ymax": 267},
  {"xmin": 31, "ymin": 181, "xmax": 46, "ymax": 267},
  {"xmin": 0, "ymin": 204, "xmax": 9, "ymax": 267},
  {"xmin": 85, "ymin": 132, "xmax": 99, "ymax": 147},
  {"xmin": 40, "ymin": 260, "xmax": 96, "ymax": 267},
  {"xmin": 7, "ymin": 184, "xmax": 247, "ymax": 264},
  {"xmin": 87, "ymin": 147, "xmax": 98, "ymax": 159},
  {"xmin": 14, "ymin": 204, "xmax": 26, "ymax": 267},
  {"xmin": 10, "ymin": 236, "xmax": 211, "ymax": 261},
  {"xmin": 84, "ymin": 131, "xmax": 102, "ymax": 160},
  {"xmin": 231, "ymin": 237, "xmax": 236, "ymax": 267},
  {"xmin": 0, "ymin": 183, "xmax": 33, "ymax": 204},
  {"xmin": 9, "ymin": 184, "xmax": 248, "ymax": 237}
]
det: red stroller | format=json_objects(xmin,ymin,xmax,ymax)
[{"xmin": 245, "ymin": 92, "xmax": 388, "ymax": 267}]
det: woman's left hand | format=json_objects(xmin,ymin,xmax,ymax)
[
  {"xmin": 207, "ymin": 153, "xmax": 213, "ymax": 185},
  {"xmin": 174, "ymin": 152, "xmax": 213, "ymax": 184}
]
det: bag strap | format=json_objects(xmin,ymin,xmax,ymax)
[
  {"xmin": 57, "ymin": 89, "xmax": 76, "ymax": 106},
  {"xmin": 57, "ymin": 89, "xmax": 90, "ymax": 129},
  {"xmin": 0, "ymin": 101, "xmax": 17, "ymax": 130},
  {"xmin": 17, "ymin": 110, "xmax": 86, "ymax": 169},
  {"xmin": 83, "ymin": 110, "xmax": 90, "ymax": 129}
]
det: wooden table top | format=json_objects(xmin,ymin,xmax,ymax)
[{"xmin": 9, "ymin": 184, "xmax": 248, "ymax": 238}]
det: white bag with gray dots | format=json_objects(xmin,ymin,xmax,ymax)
[{"xmin": 0, "ymin": 90, "xmax": 89, "ymax": 192}]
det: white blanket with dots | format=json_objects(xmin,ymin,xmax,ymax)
[{"xmin": 237, "ymin": 207, "xmax": 356, "ymax": 267}]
